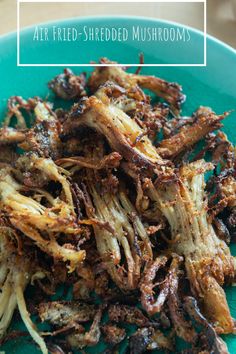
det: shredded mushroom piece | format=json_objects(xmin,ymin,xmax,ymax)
[{"xmin": 0, "ymin": 58, "xmax": 235, "ymax": 354}]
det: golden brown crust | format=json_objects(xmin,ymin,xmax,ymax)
[
  {"xmin": 63, "ymin": 96, "xmax": 166, "ymax": 170},
  {"xmin": 157, "ymin": 108, "xmax": 229, "ymax": 159},
  {"xmin": 88, "ymin": 58, "xmax": 185, "ymax": 115}
]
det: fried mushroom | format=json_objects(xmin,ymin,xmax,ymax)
[{"xmin": 48, "ymin": 69, "xmax": 86, "ymax": 100}]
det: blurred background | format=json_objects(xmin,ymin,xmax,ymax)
[{"xmin": 0, "ymin": 0, "xmax": 236, "ymax": 49}]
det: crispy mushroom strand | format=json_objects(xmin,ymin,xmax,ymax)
[
  {"xmin": 39, "ymin": 301, "xmax": 103, "ymax": 349},
  {"xmin": 48, "ymin": 68, "xmax": 86, "ymax": 100},
  {"xmin": 0, "ymin": 157, "xmax": 85, "ymax": 269},
  {"xmin": 101, "ymin": 323, "xmax": 126, "ymax": 345},
  {"xmin": 108, "ymin": 304, "xmax": 154, "ymax": 327},
  {"xmin": 38, "ymin": 301, "xmax": 97, "ymax": 327},
  {"xmin": 4, "ymin": 96, "xmax": 40, "ymax": 129},
  {"xmin": 157, "ymin": 107, "xmax": 229, "ymax": 159},
  {"xmin": 88, "ymin": 58, "xmax": 185, "ymax": 115},
  {"xmin": 184, "ymin": 296, "xmax": 230, "ymax": 354},
  {"xmin": 95, "ymin": 81, "xmax": 169, "ymax": 142},
  {"xmin": 83, "ymin": 177, "xmax": 153, "ymax": 290},
  {"xmin": 210, "ymin": 168, "xmax": 236, "ymax": 216},
  {"xmin": 140, "ymin": 255, "xmax": 168, "ymax": 315},
  {"xmin": 67, "ymin": 139, "xmax": 153, "ymax": 291},
  {"xmin": 140, "ymin": 254, "xmax": 197, "ymax": 342},
  {"xmin": 206, "ymin": 135, "xmax": 236, "ymax": 241},
  {"xmin": 56, "ymin": 151, "xmax": 122, "ymax": 171},
  {"xmin": 0, "ymin": 127, "xmax": 26, "ymax": 145},
  {"xmin": 145, "ymin": 160, "xmax": 236, "ymax": 334},
  {"xmin": 18, "ymin": 101, "xmax": 62, "ymax": 159},
  {"xmin": 140, "ymin": 255, "xmax": 183, "ymax": 316},
  {"xmin": 63, "ymin": 96, "xmax": 167, "ymax": 171},
  {"xmin": 0, "ymin": 228, "xmax": 48, "ymax": 354},
  {"xmin": 66, "ymin": 306, "xmax": 103, "ymax": 349}
]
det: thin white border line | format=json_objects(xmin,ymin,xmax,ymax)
[
  {"xmin": 17, "ymin": 63, "xmax": 207, "ymax": 67},
  {"xmin": 204, "ymin": 0, "xmax": 207, "ymax": 65},
  {"xmin": 17, "ymin": 0, "xmax": 20, "ymax": 66},
  {"xmin": 19, "ymin": 0, "xmax": 205, "ymax": 3},
  {"xmin": 17, "ymin": 0, "xmax": 206, "ymax": 67}
]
